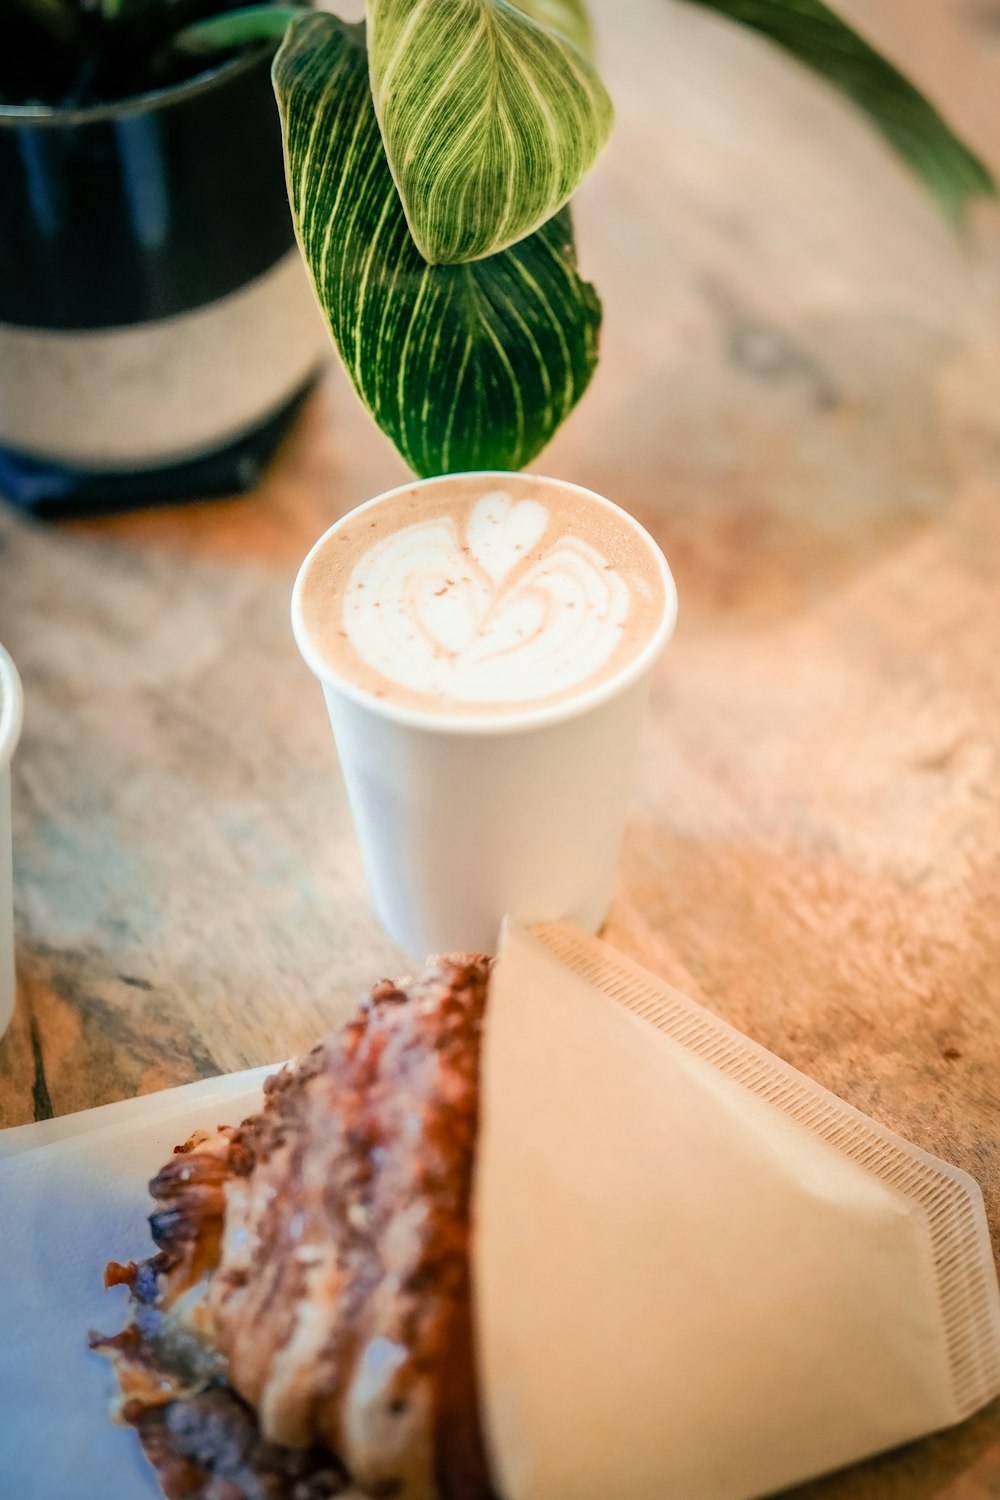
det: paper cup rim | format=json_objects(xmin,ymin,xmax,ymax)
[
  {"xmin": 291, "ymin": 471, "xmax": 678, "ymax": 736},
  {"xmin": 0, "ymin": 645, "xmax": 23, "ymax": 769}
]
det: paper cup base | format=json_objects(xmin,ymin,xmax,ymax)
[{"xmin": 324, "ymin": 673, "xmax": 651, "ymax": 960}]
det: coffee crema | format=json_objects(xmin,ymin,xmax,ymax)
[{"xmin": 299, "ymin": 475, "xmax": 667, "ymax": 716}]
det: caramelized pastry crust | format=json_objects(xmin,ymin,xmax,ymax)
[{"xmin": 94, "ymin": 956, "xmax": 494, "ymax": 1500}]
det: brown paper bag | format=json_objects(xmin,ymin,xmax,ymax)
[{"xmin": 474, "ymin": 921, "xmax": 1000, "ymax": 1500}]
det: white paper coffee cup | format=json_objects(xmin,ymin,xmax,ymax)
[
  {"xmin": 0, "ymin": 644, "xmax": 23, "ymax": 1040},
  {"xmin": 291, "ymin": 473, "xmax": 677, "ymax": 956}
]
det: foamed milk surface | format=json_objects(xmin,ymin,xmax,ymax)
[{"xmin": 300, "ymin": 478, "xmax": 665, "ymax": 716}]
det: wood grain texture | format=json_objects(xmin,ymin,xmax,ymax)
[{"xmin": 1, "ymin": 0, "xmax": 999, "ymax": 1493}]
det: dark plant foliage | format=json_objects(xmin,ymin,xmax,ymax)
[{"xmin": 0, "ymin": 0, "xmax": 305, "ymax": 107}]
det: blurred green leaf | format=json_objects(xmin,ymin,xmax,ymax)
[
  {"xmin": 273, "ymin": 13, "xmax": 601, "ymax": 474},
  {"xmin": 365, "ymin": 0, "xmax": 613, "ymax": 264},
  {"xmin": 509, "ymin": 0, "xmax": 594, "ymax": 58},
  {"xmin": 174, "ymin": 4, "xmax": 299, "ymax": 54},
  {"xmin": 682, "ymin": 0, "xmax": 995, "ymax": 221}
]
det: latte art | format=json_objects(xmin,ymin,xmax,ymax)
[
  {"xmin": 298, "ymin": 474, "xmax": 668, "ymax": 717},
  {"xmin": 343, "ymin": 493, "xmax": 630, "ymax": 705}
]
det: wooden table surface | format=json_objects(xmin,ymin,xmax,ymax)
[{"xmin": 2, "ymin": 1, "xmax": 999, "ymax": 1494}]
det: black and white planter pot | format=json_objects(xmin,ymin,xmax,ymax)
[{"xmin": 0, "ymin": 45, "xmax": 328, "ymax": 513}]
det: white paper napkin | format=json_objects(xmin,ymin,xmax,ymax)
[{"xmin": 0, "ymin": 1066, "xmax": 273, "ymax": 1500}]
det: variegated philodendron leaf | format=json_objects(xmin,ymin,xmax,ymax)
[
  {"xmin": 365, "ymin": 0, "xmax": 613, "ymax": 265},
  {"xmin": 508, "ymin": 0, "xmax": 594, "ymax": 58},
  {"xmin": 684, "ymin": 0, "xmax": 994, "ymax": 222},
  {"xmin": 273, "ymin": 14, "xmax": 602, "ymax": 476}
]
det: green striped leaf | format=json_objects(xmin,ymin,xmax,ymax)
[
  {"xmin": 683, "ymin": 0, "xmax": 994, "ymax": 222},
  {"xmin": 365, "ymin": 0, "xmax": 613, "ymax": 265},
  {"xmin": 509, "ymin": 0, "xmax": 594, "ymax": 59},
  {"xmin": 273, "ymin": 13, "xmax": 602, "ymax": 476}
]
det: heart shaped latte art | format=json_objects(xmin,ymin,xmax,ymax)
[{"xmin": 342, "ymin": 492, "xmax": 631, "ymax": 706}]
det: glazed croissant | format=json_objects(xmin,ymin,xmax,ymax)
[{"xmin": 92, "ymin": 956, "xmax": 495, "ymax": 1500}]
